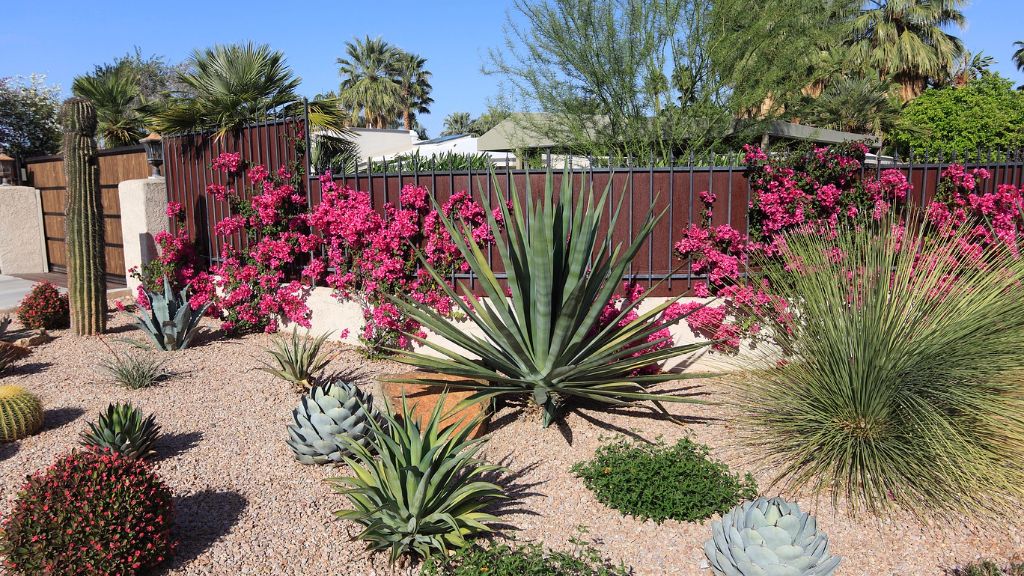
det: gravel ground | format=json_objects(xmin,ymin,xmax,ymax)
[{"xmin": 1, "ymin": 312, "xmax": 1022, "ymax": 576}]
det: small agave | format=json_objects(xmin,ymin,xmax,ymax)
[
  {"xmin": 704, "ymin": 497, "xmax": 841, "ymax": 576},
  {"xmin": 80, "ymin": 402, "xmax": 160, "ymax": 460}
]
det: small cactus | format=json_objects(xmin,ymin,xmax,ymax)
[
  {"xmin": 0, "ymin": 385, "xmax": 44, "ymax": 442},
  {"xmin": 61, "ymin": 97, "xmax": 106, "ymax": 336}
]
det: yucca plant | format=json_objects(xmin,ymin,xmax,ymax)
[
  {"xmin": 81, "ymin": 402, "xmax": 160, "ymax": 460},
  {"xmin": 258, "ymin": 330, "xmax": 334, "ymax": 392},
  {"xmin": 736, "ymin": 214, "xmax": 1024, "ymax": 517},
  {"xmin": 327, "ymin": 395, "xmax": 504, "ymax": 562},
  {"xmin": 391, "ymin": 172, "xmax": 708, "ymax": 427}
]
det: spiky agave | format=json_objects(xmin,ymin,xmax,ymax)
[
  {"xmin": 391, "ymin": 171, "xmax": 708, "ymax": 427},
  {"xmin": 327, "ymin": 395, "xmax": 504, "ymax": 562},
  {"xmin": 135, "ymin": 275, "xmax": 210, "ymax": 351},
  {"xmin": 81, "ymin": 402, "xmax": 160, "ymax": 460},
  {"xmin": 258, "ymin": 330, "xmax": 334, "ymax": 392},
  {"xmin": 737, "ymin": 213, "xmax": 1024, "ymax": 517}
]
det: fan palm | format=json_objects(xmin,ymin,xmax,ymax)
[
  {"xmin": 72, "ymin": 65, "xmax": 146, "ymax": 148},
  {"xmin": 391, "ymin": 172, "xmax": 708, "ymax": 428},
  {"xmin": 149, "ymin": 42, "xmax": 353, "ymax": 168},
  {"xmin": 848, "ymin": 0, "xmax": 967, "ymax": 102},
  {"xmin": 1014, "ymin": 41, "xmax": 1024, "ymax": 73},
  {"xmin": 337, "ymin": 36, "xmax": 402, "ymax": 129},
  {"xmin": 441, "ymin": 112, "xmax": 473, "ymax": 136},
  {"xmin": 946, "ymin": 50, "xmax": 995, "ymax": 87},
  {"xmin": 802, "ymin": 76, "xmax": 901, "ymax": 137},
  {"xmin": 393, "ymin": 51, "xmax": 433, "ymax": 131}
]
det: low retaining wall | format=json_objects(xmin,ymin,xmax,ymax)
[{"xmin": 289, "ymin": 287, "xmax": 750, "ymax": 374}]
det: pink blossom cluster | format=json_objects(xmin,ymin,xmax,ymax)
[
  {"xmin": 927, "ymin": 165, "xmax": 1023, "ymax": 254},
  {"xmin": 308, "ymin": 176, "xmax": 499, "ymax": 355}
]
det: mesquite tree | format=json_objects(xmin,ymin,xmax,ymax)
[{"xmin": 60, "ymin": 97, "xmax": 106, "ymax": 335}]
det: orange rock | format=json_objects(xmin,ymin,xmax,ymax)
[{"xmin": 378, "ymin": 372, "xmax": 490, "ymax": 439}]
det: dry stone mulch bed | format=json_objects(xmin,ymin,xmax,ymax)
[{"xmin": 0, "ymin": 313, "xmax": 1021, "ymax": 575}]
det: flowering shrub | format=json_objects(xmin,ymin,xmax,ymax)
[
  {"xmin": 927, "ymin": 165, "xmax": 1024, "ymax": 255},
  {"xmin": 128, "ymin": 200, "xmax": 209, "ymax": 310},
  {"xmin": 203, "ymin": 154, "xmax": 319, "ymax": 333},
  {"xmin": 16, "ymin": 282, "xmax": 69, "ymax": 329},
  {"xmin": 592, "ymin": 282, "xmax": 693, "ymax": 374},
  {"xmin": 0, "ymin": 449, "xmax": 174, "ymax": 575},
  {"xmin": 308, "ymin": 176, "xmax": 500, "ymax": 355}
]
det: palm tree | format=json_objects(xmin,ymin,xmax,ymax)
[
  {"xmin": 149, "ymin": 42, "xmax": 354, "ymax": 171},
  {"xmin": 802, "ymin": 76, "xmax": 901, "ymax": 139},
  {"xmin": 1013, "ymin": 41, "xmax": 1024, "ymax": 73},
  {"xmin": 150, "ymin": 42, "xmax": 301, "ymax": 135},
  {"xmin": 336, "ymin": 37, "xmax": 402, "ymax": 129},
  {"xmin": 441, "ymin": 112, "xmax": 473, "ymax": 136},
  {"xmin": 847, "ymin": 0, "xmax": 967, "ymax": 102},
  {"xmin": 947, "ymin": 50, "xmax": 994, "ymax": 87},
  {"xmin": 393, "ymin": 51, "xmax": 433, "ymax": 130},
  {"xmin": 72, "ymin": 64, "xmax": 146, "ymax": 148}
]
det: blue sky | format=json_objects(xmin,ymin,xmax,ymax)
[{"xmin": 4, "ymin": 1, "xmax": 1023, "ymax": 137}]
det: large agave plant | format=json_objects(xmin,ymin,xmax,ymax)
[
  {"xmin": 327, "ymin": 395, "xmax": 504, "ymax": 562},
  {"xmin": 286, "ymin": 380, "xmax": 377, "ymax": 465},
  {"xmin": 135, "ymin": 276, "xmax": 211, "ymax": 351},
  {"xmin": 259, "ymin": 330, "xmax": 334, "ymax": 392},
  {"xmin": 80, "ymin": 402, "xmax": 160, "ymax": 460},
  {"xmin": 392, "ymin": 172, "xmax": 707, "ymax": 427},
  {"xmin": 704, "ymin": 497, "xmax": 841, "ymax": 576}
]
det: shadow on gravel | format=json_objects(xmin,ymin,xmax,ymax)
[
  {"xmin": 43, "ymin": 407, "xmax": 86, "ymax": 431},
  {"xmin": 0, "ymin": 441, "xmax": 18, "ymax": 461},
  {"xmin": 480, "ymin": 457, "xmax": 545, "ymax": 535},
  {"xmin": 168, "ymin": 490, "xmax": 248, "ymax": 569},
  {"xmin": 4, "ymin": 361, "xmax": 53, "ymax": 377},
  {"xmin": 155, "ymin": 431, "xmax": 203, "ymax": 461}
]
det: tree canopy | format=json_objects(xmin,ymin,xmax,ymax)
[{"xmin": 0, "ymin": 75, "xmax": 61, "ymax": 158}]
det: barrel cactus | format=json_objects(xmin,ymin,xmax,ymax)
[
  {"xmin": 704, "ymin": 497, "xmax": 841, "ymax": 576},
  {"xmin": 0, "ymin": 385, "xmax": 44, "ymax": 442},
  {"xmin": 135, "ymin": 275, "xmax": 211, "ymax": 351},
  {"xmin": 286, "ymin": 381, "xmax": 377, "ymax": 465},
  {"xmin": 61, "ymin": 97, "xmax": 106, "ymax": 336},
  {"xmin": 81, "ymin": 402, "xmax": 160, "ymax": 460}
]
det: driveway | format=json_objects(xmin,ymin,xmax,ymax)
[{"xmin": 0, "ymin": 275, "xmax": 53, "ymax": 312}]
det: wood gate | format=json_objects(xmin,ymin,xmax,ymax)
[{"xmin": 23, "ymin": 146, "xmax": 150, "ymax": 281}]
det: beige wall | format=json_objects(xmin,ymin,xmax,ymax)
[
  {"xmin": 0, "ymin": 186, "xmax": 48, "ymax": 274},
  {"xmin": 118, "ymin": 178, "xmax": 169, "ymax": 293}
]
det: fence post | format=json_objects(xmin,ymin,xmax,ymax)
[{"xmin": 118, "ymin": 177, "xmax": 169, "ymax": 294}]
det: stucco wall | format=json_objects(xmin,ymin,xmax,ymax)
[{"xmin": 0, "ymin": 186, "xmax": 48, "ymax": 274}]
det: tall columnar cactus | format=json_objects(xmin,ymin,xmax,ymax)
[{"xmin": 61, "ymin": 97, "xmax": 106, "ymax": 335}]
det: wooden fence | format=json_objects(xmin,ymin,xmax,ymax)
[
  {"xmin": 162, "ymin": 118, "xmax": 1024, "ymax": 297},
  {"xmin": 22, "ymin": 146, "xmax": 150, "ymax": 280}
]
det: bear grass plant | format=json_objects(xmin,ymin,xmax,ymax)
[
  {"xmin": 572, "ymin": 437, "xmax": 757, "ymax": 523},
  {"xmin": 738, "ymin": 214, "xmax": 1024, "ymax": 518},
  {"xmin": 422, "ymin": 530, "xmax": 631, "ymax": 576},
  {"xmin": 98, "ymin": 339, "xmax": 167, "ymax": 389}
]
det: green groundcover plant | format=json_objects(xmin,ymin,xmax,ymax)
[
  {"xmin": 736, "ymin": 214, "xmax": 1024, "ymax": 517},
  {"xmin": 572, "ymin": 437, "xmax": 757, "ymax": 523},
  {"xmin": 422, "ymin": 531, "xmax": 631, "ymax": 576}
]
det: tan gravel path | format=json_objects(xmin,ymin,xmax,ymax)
[{"xmin": 0, "ymin": 313, "xmax": 1020, "ymax": 575}]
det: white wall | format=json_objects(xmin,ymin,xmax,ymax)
[{"xmin": 347, "ymin": 128, "xmax": 420, "ymax": 161}]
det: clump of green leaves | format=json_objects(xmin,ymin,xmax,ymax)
[
  {"xmin": 258, "ymin": 330, "xmax": 334, "ymax": 392},
  {"xmin": 423, "ymin": 531, "xmax": 631, "ymax": 576},
  {"xmin": 950, "ymin": 559, "xmax": 1024, "ymax": 576},
  {"xmin": 98, "ymin": 343, "xmax": 167, "ymax": 389},
  {"xmin": 572, "ymin": 437, "xmax": 757, "ymax": 523}
]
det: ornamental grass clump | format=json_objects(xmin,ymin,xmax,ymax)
[
  {"xmin": 392, "ymin": 172, "xmax": 707, "ymax": 427},
  {"xmin": 572, "ymin": 437, "xmax": 757, "ymax": 523},
  {"xmin": 0, "ymin": 449, "xmax": 174, "ymax": 576},
  {"xmin": 736, "ymin": 214, "xmax": 1024, "ymax": 517},
  {"xmin": 327, "ymin": 395, "xmax": 504, "ymax": 562}
]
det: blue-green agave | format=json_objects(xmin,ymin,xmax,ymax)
[
  {"xmin": 135, "ymin": 276, "xmax": 210, "ymax": 351},
  {"xmin": 327, "ymin": 395, "xmax": 504, "ymax": 562}
]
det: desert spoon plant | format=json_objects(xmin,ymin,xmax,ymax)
[
  {"xmin": 61, "ymin": 97, "xmax": 106, "ymax": 335},
  {"xmin": 393, "ymin": 171, "xmax": 707, "ymax": 427}
]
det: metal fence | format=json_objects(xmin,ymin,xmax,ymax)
[{"xmin": 162, "ymin": 115, "xmax": 1024, "ymax": 297}]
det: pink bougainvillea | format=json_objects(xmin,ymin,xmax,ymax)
[{"xmin": 308, "ymin": 176, "xmax": 501, "ymax": 355}]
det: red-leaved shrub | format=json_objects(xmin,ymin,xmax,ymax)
[
  {"xmin": 0, "ymin": 449, "xmax": 175, "ymax": 575},
  {"xmin": 16, "ymin": 282, "xmax": 69, "ymax": 329}
]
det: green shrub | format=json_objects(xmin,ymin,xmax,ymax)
[
  {"xmin": 422, "ymin": 535, "xmax": 631, "ymax": 576},
  {"xmin": 739, "ymin": 216, "xmax": 1024, "ymax": 517},
  {"xmin": 17, "ymin": 281, "xmax": 69, "ymax": 330},
  {"xmin": 0, "ymin": 449, "xmax": 174, "ymax": 575},
  {"xmin": 572, "ymin": 437, "xmax": 757, "ymax": 523},
  {"xmin": 950, "ymin": 560, "xmax": 1024, "ymax": 576}
]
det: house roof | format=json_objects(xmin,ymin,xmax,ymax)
[
  {"xmin": 415, "ymin": 133, "xmax": 471, "ymax": 145},
  {"xmin": 476, "ymin": 114, "xmax": 561, "ymax": 151}
]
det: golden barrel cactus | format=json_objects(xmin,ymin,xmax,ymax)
[{"xmin": 0, "ymin": 385, "xmax": 44, "ymax": 442}]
